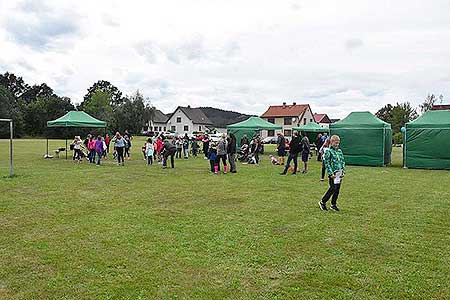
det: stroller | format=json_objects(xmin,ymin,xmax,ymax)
[{"xmin": 237, "ymin": 144, "xmax": 250, "ymax": 162}]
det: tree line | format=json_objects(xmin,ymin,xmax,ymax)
[
  {"xmin": 0, "ymin": 72, "xmax": 156, "ymax": 138},
  {"xmin": 375, "ymin": 94, "xmax": 444, "ymax": 143}
]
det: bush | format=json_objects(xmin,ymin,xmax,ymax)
[{"xmin": 393, "ymin": 132, "xmax": 403, "ymax": 144}]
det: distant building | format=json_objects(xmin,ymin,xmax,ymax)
[
  {"xmin": 166, "ymin": 106, "xmax": 213, "ymax": 135},
  {"xmin": 431, "ymin": 104, "xmax": 450, "ymax": 110},
  {"xmin": 313, "ymin": 113, "xmax": 333, "ymax": 127},
  {"xmin": 145, "ymin": 109, "xmax": 169, "ymax": 133},
  {"xmin": 260, "ymin": 102, "xmax": 314, "ymax": 137},
  {"xmin": 330, "ymin": 118, "xmax": 341, "ymax": 123}
]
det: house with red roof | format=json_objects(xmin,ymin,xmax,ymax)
[
  {"xmin": 260, "ymin": 102, "xmax": 315, "ymax": 137},
  {"xmin": 313, "ymin": 113, "xmax": 333, "ymax": 127}
]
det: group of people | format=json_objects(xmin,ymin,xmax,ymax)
[
  {"xmin": 204, "ymin": 133, "xmax": 238, "ymax": 174},
  {"xmin": 70, "ymin": 129, "xmax": 345, "ymax": 211},
  {"xmin": 276, "ymin": 130, "xmax": 311, "ymax": 175},
  {"xmin": 273, "ymin": 130, "xmax": 345, "ymax": 211},
  {"xmin": 71, "ymin": 130, "xmax": 133, "ymax": 165}
]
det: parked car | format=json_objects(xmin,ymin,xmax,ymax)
[{"xmin": 262, "ymin": 136, "xmax": 277, "ymax": 144}]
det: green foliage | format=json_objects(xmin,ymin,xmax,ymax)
[
  {"xmin": 393, "ymin": 132, "xmax": 403, "ymax": 144},
  {"xmin": 111, "ymin": 90, "xmax": 146, "ymax": 133},
  {"xmin": 376, "ymin": 102, "xmax": 418, "ymax": 133},
  {"xmin": 82, "ymin": 80, "xmax": 123, "ymax": 108},
  {"xmin": 84, "ymin": 90, "xmax": 113, "ymax": 122},
  {"xmin": 21, "ymin": 95, "xmax": 74, "ymax": 136}
]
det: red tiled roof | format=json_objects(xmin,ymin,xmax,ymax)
[
  {"xmin": 431, "ymin": 104, "xmax": 450, "ymax": 111},
  {"xmin": 261, "ymin": 104, "xmax": 310, "ymax": 118},
  {"xmin": 314, "ymin": 113, "xmax": 332, "ymax": 123}
]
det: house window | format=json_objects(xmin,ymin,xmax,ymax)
[
  {"xmin": 284, "ymin": 117, "xmax": 292, "ymax": 125},
  {"xmin": 310, "ymin": 119, "xmax": 313, "ymax": 123},
  {"xmin": 171, "ymin": 126, "xmax": 176, "ymax": 132},
  {"xmin": 303, "ymin": 118, "xmax": 306, "ymax": 125},
  {"xmin": 164, "ymin": 127, "xmax": 166, "ymax": 131},
  {"xmin": 284, "ymin": 129, "xmax": 292, "ymax": 137},
  {"xmin": 268, "ymin": 118, "xmax": 275, "ymax": 124},
  {"xmin": 199, "ymin": 126, "xmax": 202, "ymax": 131},
  {"xmin": 177, "ymin": 117, "xmax": 182, "ymax": 123},
  {"xmin": 184, "ymin": 125, "xmax": 189, "ymax": 131},
  {"xmin": 267, "ymin": 130, "xmax": 275, "ymax": 137}
]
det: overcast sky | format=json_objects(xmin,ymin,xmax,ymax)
[{"xmin": 1, "ymin": 0, "xmax": 449, "ymax": 118}]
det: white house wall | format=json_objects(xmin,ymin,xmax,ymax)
[{"xmin": 166, "ymin": 108, "xmax": 195, "ymax": 135}]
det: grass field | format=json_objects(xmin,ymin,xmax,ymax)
[{"xmin": 0, "ymin": 137, "xmax": 449, "ymax": 300}]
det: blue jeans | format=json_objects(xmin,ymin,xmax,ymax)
[
  {"xmin": 282, "ymin": 153, "xmax": 298, "ymax": 174},
  {"xmin": 96, "ymin": 151, "xmax": 102, "ymax": 165},
  {"xmin": 89, "ymin": 150, "xmax": 96, "ymax": 163}
]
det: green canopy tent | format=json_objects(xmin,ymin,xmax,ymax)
[
  {"xmin": 293, "ymin": 122, "xmax": 330, "ymax": 144},
  {"xmin": 405, "ymin": 110, "xmax": 450, "ymax": 169},
  {"xmin": 47, "ymin": 111, "xmax": 107, "ymax": 159},
  {"xmin": 227, "ymin": 116, "xmax": 282, "ymax": 147},
  {"xmin": 329, "ymin": 111, "xmax": 392, "ymax": 166}
]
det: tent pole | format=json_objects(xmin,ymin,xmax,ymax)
[
  {"xmin": 46, "ymin": 138, "xmax": 49, "ymax": 156},
  {"xmin": 403, "ymin": 128, "xmax": 407, "ymax": 169},
  {"xmin": 65, "ymin": 128, "xmax": 68, "ymax": 160},
  {"xmin": 383, "ymin": 128, "xmax": 386, "ymax": 167}
]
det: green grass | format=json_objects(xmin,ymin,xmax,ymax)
[{"xmin": 0, "ymin": 138, "xmax": 449, "ymax": 299}]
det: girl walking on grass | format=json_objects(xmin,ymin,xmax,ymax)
[
  {"xmin": 207, "ymin": 142, "xmax": 218, "ymax": 173},
  {"xmin": 145, "ymin": 138, "xmax": 154, "ymax": 165},
  {"xmin": 87, "ymin": 135, "xmax": 96, "ymax": 163},
  {"xmin": 72, "ymin": 136, "xmax": 83, "ymax": 163},
  {"xmin": 94, "ymin": 135, "xmax": 103, "ymax": 166},
  {"xmin": 112, "ymin": 132, "xmax": 126, "ymax": 166},
  {"xmin": 124, "ymin": 135, "xmax": 131, "ymax": 160}
]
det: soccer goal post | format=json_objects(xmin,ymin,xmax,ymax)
[{"xmin": 0, "ymin": 119, "xmax": 14, "ymax": 177}]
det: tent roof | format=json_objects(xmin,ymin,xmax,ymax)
[
  {"xmin": 293, "ymin": 122, "xmax": 330, "ymax": 132},
  {"xmin": 47, "ymin": 111, "xmax": 107, "ymax": 128},
  {"xmin": 406, "ymin": 109, "xmax": 450, "ymax": 128},
  {"xmin": 227, "ymin": 116, "xmax": 282, "ymax": 130},
  {"xmin": 330, "ymin": 111, "xmax": 391, "ymax": 129}
]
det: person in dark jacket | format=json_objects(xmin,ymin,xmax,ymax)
[
  {"xmin": 300, "ymin": 131, "xmax": 310, "ymax": 173},
  {"xmin": 202, "ymin": 134, "xmax": 210, "ymax": 159},
  {"xmin": 276, "ymin": 132, "xmax": 286, "ymax": 165},
  {"xmin": 227, "ymin": 133, "xmax": 237, "ymax": 173},
  {"xmin": 316, "ymin": 133, "xmax": 323, "ymax": 161},
  {"xmin": 280, "ymin": 130, "xmax": 301, "ymax": 175},
  {"xmin": 162, "ymin": 138, "xmax": 176, "ymax": 168}
]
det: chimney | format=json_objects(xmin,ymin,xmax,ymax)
[
  {"xmin": 293, "ymin": 102, "xmax": 296, "ymax": 105},
  {"xmin": 282, "ymin": 102, "xmax": 286, "ymax": 107}
]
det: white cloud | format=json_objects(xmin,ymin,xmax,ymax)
[{"xmin": 0, "ymin": 0, "xmax": 450, "ymax": 118}]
